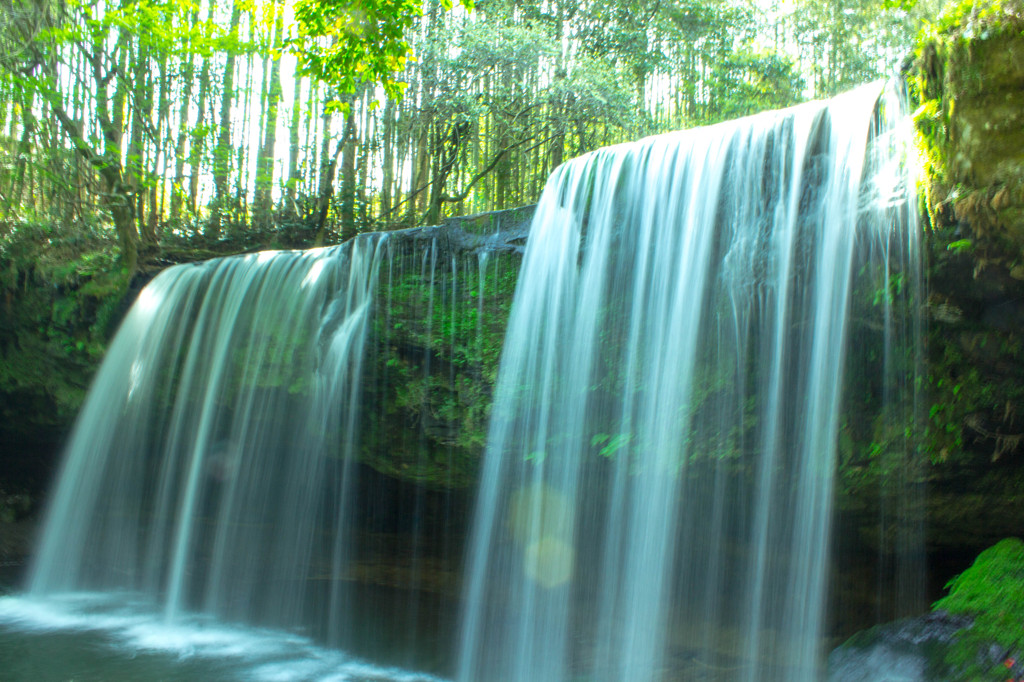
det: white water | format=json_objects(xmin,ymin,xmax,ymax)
[
  {"xmin": 30, "ymin": 236, "xmax": 387, "ymax": 640},
  {"xmin": 457, "ymin": 81, "xmax": 921, "ymax": 681},
  {"xmin": 0, "ymin": 592, "xmax": 447, "ymax": 682}
]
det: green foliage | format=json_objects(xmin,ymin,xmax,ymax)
[
  {"xmin": 933, "ymin": 538, "xmax": 1024, "ymax": 679},
  {"xmin": 590, "ymin": 433, "xmax": 626, "ymax": 458},
  {"xmin": 946, "ymin": 238, "xmax": 974, "ymax": 252},
  {"xmin": 928, "ymin": 0, "xmax": 1021, "ymax": 34},
  {"xmin": 291, "ymin": 0, "xmax": 473, "ymax": 103},
  {"xmin": 702, "ymin": 49, "xmax": 804, "ymax": 124},
  {"xmin": 787, "ymin": 0, "xmax": 927, "ymax": 98},
  {"xmin": 358, "ymin": 243, "xmax": 519, "ymax": 487},
  {"xmin": 0, "ymin": 219, "xmax": 130, "ymax": 417}
]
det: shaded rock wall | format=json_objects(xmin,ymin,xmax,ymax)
[
  {"xmin": 359, "ymin": 207, "xmax": 531, "ymax": 488},
  {"xmin": 0, "ymin": 207, "xmax": 533, "ymax": 578},
  {"xmin": 911, "ymin": 0, "xmax": 1024, "ymax": 564}
]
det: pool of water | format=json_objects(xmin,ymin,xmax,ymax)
[{"xmin": 0, "ymin": 592, "xmax": 450, "ymax": 682}]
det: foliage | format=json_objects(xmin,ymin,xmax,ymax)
[
  {"xmin": 704, "ymin": 49, "xmax": 805, "ymax": 122},
  {"xmin": 360, "ymin": 236, "xmax": 519, "ymax": 487},
  {"xmin": 933, "ymin": 538, "xmax": 1024, "ymax": 680},
  {"xmin": 787, "ymin": 0, "xmax": 930, "ymax": 97},
  {"xmin": 909, "ymin": 0, "xmax": 1024, "ymax": 473},
  {"xmin": 0, "ymin": 218, "xmax": 130, "ymax": 418},
  {"xmin": 0, "ymin": 0, "xmax": 924, "ymax": 247},
  {"xmin": 911, "ymin": 0, "xmax": 1024, "ymax": 242},
  {"xmin": 292, "ymin": 0, "xmax": 473, "ymax": 104}
]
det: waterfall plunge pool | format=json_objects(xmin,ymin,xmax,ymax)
[{"xmin": 0, "ymin": 592, "xmax": 451, "ymax": 682}]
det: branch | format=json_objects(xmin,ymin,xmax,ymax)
[
  {"xmin": 441, "ymin": 133, "xmax": 556, "ymax": 204},
  {"xmin": 378, "ymin": 177, "xmax": 432, "ymax": 221}
]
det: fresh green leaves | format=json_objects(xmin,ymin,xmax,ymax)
[{"xmin": 291, "ymin": 0, "xmax": 474, "ymax": 102}]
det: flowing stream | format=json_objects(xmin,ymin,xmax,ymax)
[{"xmin": 0, "ymin": 81, "xmax": 921, "ymax": 682}]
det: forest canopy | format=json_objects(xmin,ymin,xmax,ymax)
[{"xmin": 0, "ymin": 0, "xmax": 934, "ymax": 268}]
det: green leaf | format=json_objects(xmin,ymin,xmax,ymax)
[{"xmin": 947, "ymin": 239, "xmax": 974, "ymax": 253}]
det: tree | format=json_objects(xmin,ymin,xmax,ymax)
[
  {"xmin": 291, "ymin": 0, "xmax": 475, "ymax": 103},
  {"xmin": 0, "ymin": 0, "xmax": 923, "ymax": 255},
  {"xmin": 0, "ymin": 0, "xmax": 221, "ymax": 268}
]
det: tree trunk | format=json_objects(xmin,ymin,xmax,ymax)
[
  {"xmin": 380, "ymin": 98, "xmax": 395, "ymax": 221},
  {"xmin": 337, "ymin": 106, "xmax": 357, "ymax": 242},
  {"xmin": 254, "ymin": 0, "xmax": 285, "ymax": 230},
  {"xmin": 187, "ymin": 0, "xmax": 214, "ymax": 220},
  {"xmin": 208, "ymin": 0, "xmax": 241, "ymax": 240},
  {"xmin": 170, "ymin": 5, "xmax": 199, "ymax": 223},
  {"xmin": 144, "ymin": 54, "xmax": 170, "ymax": 245},
  {"xmin": 285, "ymin": 73, "xmax": 303, "ymax": 220},
  {"xmin": 313, "ymin": 139, "xmax": 344, "ymax": 247}
]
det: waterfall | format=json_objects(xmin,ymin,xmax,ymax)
[
  {"xmin": 13, "ymin": 222, "xmax": 518, "ymax": 679},
  {"xmin": 5, "ymin": 83, "xmax": 922, "ymax": 682},
  {"xmin": 30, "ymin": 235, "xmax": 387, "ymax": 639},
  {"xmin": 456, "ymin": 81, "xmax": 922, "ymax": 681}
]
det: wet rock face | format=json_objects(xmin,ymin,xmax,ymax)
[
  {"xmin": 915, "ymin": 1, "xmax": 1024, "ymax": 258},
  {"xmin": 827, "ymin": 612, "xmax": 973, "ymax": 682},
  {"xmin": 358, "ymin": 207, "xmax": 532, "ymax": 488},
  {"xmin": 944, "ymin": 32, "xmax": 1024, "ymax": 181},
  {"xmin": 911, "ymin": 1, "xmax": 1024, "ymax": 560},
  {"xmin": 0, "ymin": 206, "xmax": 535, "ymax": 507}
]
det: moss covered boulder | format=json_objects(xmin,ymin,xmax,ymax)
[{"xmin": 932, "ymin": 538, "xmax": 1024, "ymax": 680}]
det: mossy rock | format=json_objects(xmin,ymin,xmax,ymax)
[
  {"xmin": 932, "ymin": 538, "xmax": 1024, "ymax": 680},
  {"xmin": 913, "ymin": 0, "xmax": 1024, "ymax": 259},
  {"xmin": 0, "ymin": 221, "xmax": 136, "ymax": 495},
  {"xmin": 359, "ymin": 227, "xmax": 524, "ymax": 489}
]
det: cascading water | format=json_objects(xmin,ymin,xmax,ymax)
[
  {"xmin": 0, "ymin": 82, "xmax": 922, "ymax": 681},
  {"xmin": 7, "ymin": 234, "xmax": 463, "ymax": 679},
  {"xmin": 29, "ymin": 236, "xmax": 387, "ymax": 631},
  {"xmin": 1, "ymin": 222, "xmax": 521, "ymax": 680},
  {"xmin": 456, "ymin": 81, "xmax": 922, "ymax": 682}
]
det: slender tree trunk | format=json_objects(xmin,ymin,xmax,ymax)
[
  {"xmin": 233, "ymin": 24, "xmax": 256, "ymax": 232},
  {"xmin": 337, "ymin": 105, "xmax": 357, "ymax": 242},
  {"xmin": 126, "ymin": 39, "xmax": 149, "ymax": 238},
  {"xmin": 380, "ymin": 98, "xmax": 395, "ymax": 221},
  {"xmin": 254, "ymin": 0, "xmax": 285, "ymax": 229},
  {"xmin": 208, "ymin": 0, "xmax": 241, "ymax": 240},
  {"xmin": 187, "ymin": 0, "xmax": 215, "ymax": 219},
  {"xmin": 313, "ymin": 139, "xmax": 343, "ymax": 246},
  {"xmin": 145, "ymin": 55, "xmax": 170, "ymax": 244},
  {"xmin": 313, "ymin": 91, "xmax": 335, "ymax": 239},
  {"xmin": 285, "ymin": 73, "xmax": 303, "ymax": 220},
  {"xmin": 13, "ymin": 92, "xmax": 35, "ymax": 206},
  {"xmin": 356, "ymin": 90, "xmax": 370, "ymax": 229},
  {"xmin": 188, "ymin": 54, "xmax": 211, "ymax": 218},
  {"xmin": 170, "ymin": 8, "xmax": 198, "ymax": 223}
]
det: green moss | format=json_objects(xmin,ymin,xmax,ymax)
[
  {"xmin": 933, "ymin": 538, "xmax": 1024, "ymax": 679},
  {"xmin": 0, "ymin": 220, "xmax": 131, "ymax": 418},
  {"xmin": 359, "ymin": 246, "xmax": 521, "ymax": 488},
  {"xmin": 912, "ymin": 0, "xmax": 1024, "ymax": 252}
]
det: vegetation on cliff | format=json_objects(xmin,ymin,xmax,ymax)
[
  {"xmin": 933, "ymin": 538, "xmax": 1024, "ymax": 680},
  {"xmin": 0, "ymin": 222, "xmax": 130, "ymax": 490},
  {"xmin": 905, "ymin": 0, "xmax": 1024, "ymax": 555},
  {"xmin": 913, "ymin": 0, "xmax": 1024, "ymax": 258}
]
